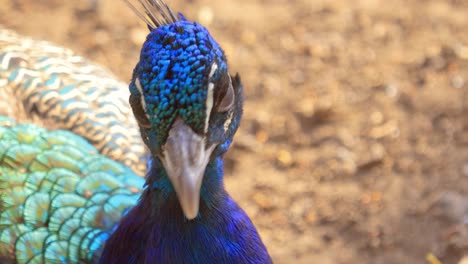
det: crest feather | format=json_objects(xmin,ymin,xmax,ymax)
[{"xmin": 123, "ymin": 0, "xmax": 178, "ymax": 29}]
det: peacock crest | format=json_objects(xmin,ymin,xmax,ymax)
[{"xmin": 123, "ymin": 0, "xmax": 179, "ymax": 29}]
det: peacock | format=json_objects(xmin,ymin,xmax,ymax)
[{"xmin": 0, "ymin": 0, "xmax": 272, "ymax": 263}]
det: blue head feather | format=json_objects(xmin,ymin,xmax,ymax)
[{"xmin": 130, "ymin": 17, "xmax": 229, "ymax": 153}]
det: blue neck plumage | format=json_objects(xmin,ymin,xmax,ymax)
[{"xmin": 100, "ymin": 140, "xmax": 272, "ymax": 263}]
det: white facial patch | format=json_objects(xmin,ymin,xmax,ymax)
[
  {"xmin": 224, "ymin": 111, "xmax": 233, "ymax": 132},
  {"xmin": 205, "ymin": 83, "xmax": 214, "ymax": 133},
  {"xmin": 135, "ymin": 77, "xmax": 151, "ymax": 120},
  {"xmin": 209, "ymin": 62, "xmax": 218, "ymax": 79},
  {"xmin": 204, "ymin": 62, "xmax": 218, "ymax": 133}
]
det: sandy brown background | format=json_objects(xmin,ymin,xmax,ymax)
[{"xmin": 1, "ymin": 0, "xmax": 467, "ymax": 263}]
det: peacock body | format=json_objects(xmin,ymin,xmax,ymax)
[{"xmin": 0, "ymin": 1, "xmax": 272, "ymax": 263}]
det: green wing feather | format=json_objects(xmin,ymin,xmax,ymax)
[{"xmin": 0, "ymin": 117, "xmax": 144, "ymax": 263}]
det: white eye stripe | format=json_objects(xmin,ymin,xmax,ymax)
[
  {"xmin": 205, "ymin": 82, "xmax": 214, "ymax": 133},
  {"xmin": 209, "ymin": 62, "xmax": 218, "ymax": 79},
  {"xmin": 204, "ymin": 62, "xmax": 218, "ymax": 133},
  {"xmin": 135, "ymin": 77, "xmax": 151, "ymax": 120}
]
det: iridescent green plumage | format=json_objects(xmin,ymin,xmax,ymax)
[
  {"xmin": 0, "ymin": 28, "xmax": 146, "ymax": 175},
  {"xmin": 0, "ymin": 117, "xmax": 144, "ymax": 263},
  {"xmin": 0, "ymin": 25, "xmax": 149, "ymax": 264}
]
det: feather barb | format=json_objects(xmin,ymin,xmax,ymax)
[{"xmin": 122, "ymin": 0, "xmax": 178, "ymax": 29}]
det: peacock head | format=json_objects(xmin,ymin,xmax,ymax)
[{"xmin": 127, "ymin": 1, "xmax": 243, "ymax": 220}]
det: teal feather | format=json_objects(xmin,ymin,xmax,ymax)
[
  {"xmin": 0, "ymin": 28, "xmax": 147, "ymax": 175},
  {"xmin": 0, "ymin": 26, "xmax": 147, "ymax": 262},
  {"xmin": 0, "ymin": 119, "xmax": 144, "ymax": 263}
]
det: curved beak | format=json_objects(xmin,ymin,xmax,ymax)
[{"xmin": 160, "ymin": 118, "xmax": 215, "ymax": 220}]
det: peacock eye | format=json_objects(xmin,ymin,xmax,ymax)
[{"xmin": 216, "ymin": 77, "xmax": 234, "ymax": 112}]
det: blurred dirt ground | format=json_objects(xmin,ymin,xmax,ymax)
[{"xmin": 1, "ymin": 0, "xmax": 467, "ymax": 263}]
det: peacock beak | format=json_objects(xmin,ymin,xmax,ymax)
[{"xmin": 160, "ymin": 117, "xmax": 215, "ymax": 220}]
